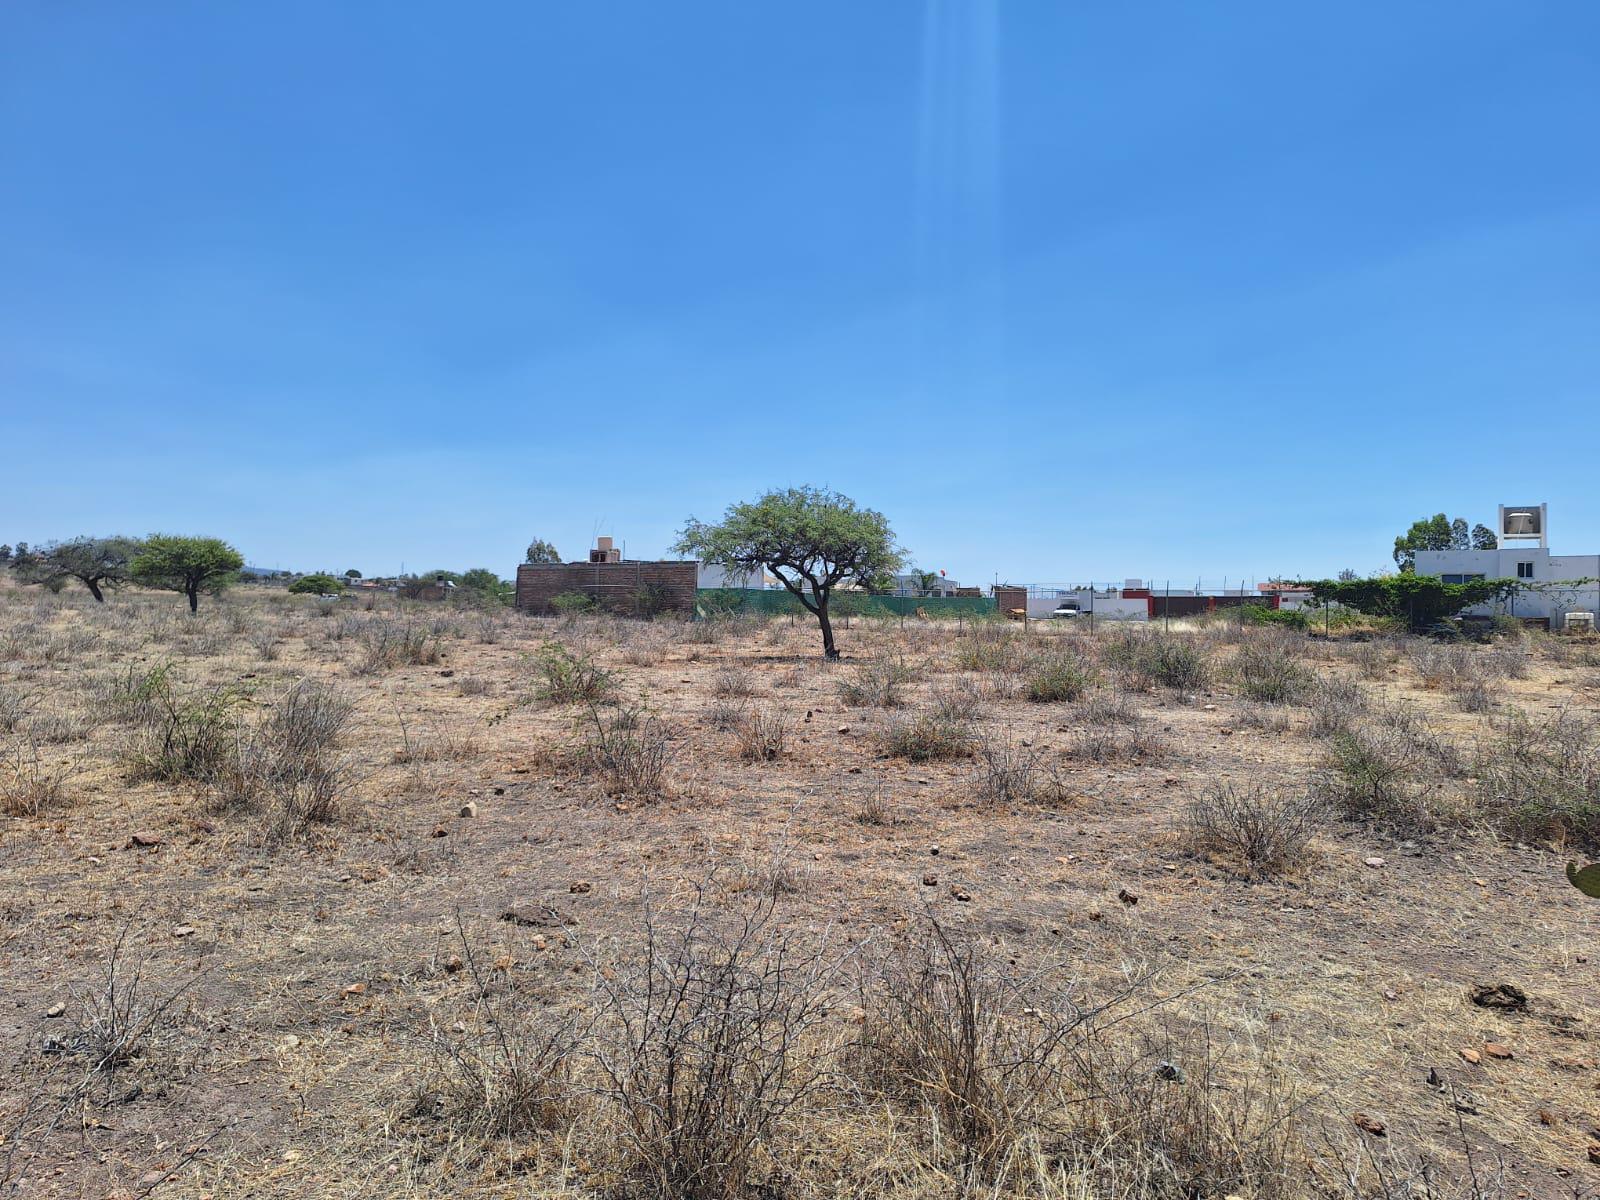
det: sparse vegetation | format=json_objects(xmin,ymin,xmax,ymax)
[
  {"xmin": 1179, "ymin": 784, "xmax": 1324, "ymax": 878},
  {"xmin": 0, "ymin": 581, "xmax": 1587, "ymax": 1197}
]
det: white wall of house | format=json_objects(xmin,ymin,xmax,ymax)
[
  {"xmin": 1024, "ymin": 589, "xmax": 1148, "ymax": 621},
  {"xmin": 1414, "ymin": 548, "xmax": 1600, "ymax": 625},
  {"xmin": 696, "ymin": 562, "xmax": 764, "ymax": 589}
]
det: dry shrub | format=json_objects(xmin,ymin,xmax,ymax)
[
  {"xmin": 1070, "ymin": 721, "xmax": 1165, "ymax": 763},
  {"xmin": 576, "ymin": 701, "xmax": 670, "ymax": 798},
  {"xmin": 859, "ymin": 921, "xmax": 1305, "ymax": 1197},
  {"xmin": 250, "ymin": 629, "xmax": 281, "ymax": 661},
  {"xmin": 587, "ymin": 889, "xmax": 845, "ymax": 1200},
  {"xmin": 1305, "ymin": 674, "xmax": 1367, "ymax": 739},
  {"xmin": 423, "ymin": 924, "xmax": 580, "ymax": 1142},
  {"xmin": 0, "ymin": 738, "xmax": 72, "ymax": 816},
  {"xmin": 1347, "ymin": 637, "xmax": 1400, "ymax": 680},
  {"xmin": 734, "ymin": 707, "xmax": 788, "ymax": 762},
  {"xmin": 973, "ymin": 734, "xmax": 1065, "ymax": 804},
  {"xmin": 1233, "ymin": 633, "xmax": 1310, "ymax": 703},
  {"xmin": 1316, "ymin": 724, "xmax": 1437, "ymax": 833},
  {"xmin": 1022, "ymin": 646, "xmax": 1095, "ymax": 703},
  {"xmin": 703, "ymin": 697, "xmax": 747, "ymax": 731},
  {"xmin": 711, "ymin": 665, "xmax": 759, "ymax": 698},
  {"xmin": 354, "ymin": 618, "xmax": 443, "ymax": 673},
  {"xmin": 531, "ymin": 641, "xmax": 616, "ymax": 705},
  {"xmin": 838, "ymin": 653, "xmax": 915, "ymax": 708},
  {"xmin": 1235, "ymin": 702, "xmax": 1293, "ymax": 734},
  {"xmin": 1179, "ymin": 784, "xmax": 1324, "ymax": 878},
  {"xmin": 929, "ymin": 680, "xmax": 985, "ymax": 724},
  {"xmin": 853, "ymin": 786, "xmax": 894, "ymax": 826},
  {"xmin": 64, "ymin": 926, "xmax": 200, "ymax": 1084},
  {"xmin": 879, "ymin": 711, "xmax": 976, "ymax": 761},
  {"xmin": 952, "ymin": 625, "xmax": 1024, "ymax": 674},
  {"xmin": 1475, "ymin": 710, "xmax": 1600, "ymax": 846},
  {"xmin": 0, "ymin": 683, "xmax": 35, "ymax": 733},
  {"xmin": 1107, "ymin": 630, "xmax": 1213, "ymax": 691},
  {"xmin": 25, "ymin": 705, "xmax": 96, "ymax": 745},
  {"xmin": 1075, "ymin": 687, "xmax": 1138, "ymax": 724},
  {"xmin": 121, "ymin": 674, "xmax": 243, "ymax": 784},
  {"xmin": 212, "ymin": 679, "xmax": 355, "ymax": 833}
]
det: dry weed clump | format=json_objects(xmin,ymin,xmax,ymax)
[
  {"xmin": 422, "ymin": 924, "xmax": 581, "ymax": 1144},
  {"xmin": 120, "ymin": 672, "xmax": 244, "ymax": 785},
  {"xmin": 531, "ymin": 641, "xmax": 617, "ymax": 705},
  {"xmin": 211, "ymin": 679, "xmax": 356, "ymax": 835},
  {"xmin": 1232, "ymin": 632, "xmax": 1310, "ymax": 703},
  {"xmin": 575, "ymin": 701, "xmax": 670, "ymax": 798},
  {"xmin": 837, "ymin": 654, "xmax": 914, "ymax": 708},
  {"xmin": 585, "ymin": 889, "xmax": 845, "ymax": 1200},
  {"xmin": 711, "ymin": 665, "xmax": 759, "ymax": 699},
  {"xmin": 858, "ymin": 920, "xmax": 1306, "ymax": 1198},
  {"xmin": 0, "ymin": 738, "xmax": 73, "ymax": 816},
  {"xmin": 1304, "ymin": 674, "xmax": 1367, "ymax": 739},
  {"xmin": 1178, "ymin": 784, "xmax": 1325, "ymax": 879},
  {"xmin": 1316, "ymin": 722, "xmax": 1441, "ymax": 834},
  {"xmin": 1475, "ymin": 709, "xmax": 1600, "ymax": 846},
  {"xmin": 1070, "ymin": 721, "xmax": 1165, "ymax": 764},
  {"xmin": 951, "ymin": 624, "xmax": 1024, "ymax": 674},
  {"xmin": 1022, "ymin": 644, "xmax": 1095, "ymax": 703},
  {"xmin": 879, "ymin": 710, "xmax": 977, "ymax": 761},
  {"xmin": 354, "ymin": 617, "xmax": 443, "ymax": 673},
  {"xmin": 1106, "ymin": 630, "xmax": 1213, "ymax": 691},
  {"xmin": 734, "ymin": 707, "xmax": 789, "ymax": 762},
  {"xmin": 973, "ymin": 734, "xmax": 1066, "ymax": 805}
]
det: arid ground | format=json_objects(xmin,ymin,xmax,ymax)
[{"xmin": 2, "ymin": 584, "xmax": 1597, "ymax": 1199}]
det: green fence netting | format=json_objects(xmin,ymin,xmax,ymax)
[{"xmin": 694, "ymin": 589, "xmax": 997, "ymax": 620}]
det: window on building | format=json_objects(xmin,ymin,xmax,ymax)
[
  {"xmin": 1516, "ymin": 561, "xmax": 1534, "ymax": 579},
  {"xmin": 1442, "ymin": 574, "xmax": 1486, "ymax": 585}
]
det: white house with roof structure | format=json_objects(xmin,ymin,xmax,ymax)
[{"xmin": 1414, "ymin": 504, "xmax": 1600, "ymax": 629}]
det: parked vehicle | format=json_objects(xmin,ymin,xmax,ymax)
[{"xmin": 1047, "ymin": 603, "xmax": 1081, "ymax": 619}]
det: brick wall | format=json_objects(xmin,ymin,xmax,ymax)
[
  {"xmin": 993, "ymin": 586, "xmax": 1027, "ymax": 615},
  {"xmin": 515, "ymin": 561, "xmax": 699, "ymax": 616}
]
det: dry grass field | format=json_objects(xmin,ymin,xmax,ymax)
[{"xmin": 2, "ymin": 583, "xmax": 1598, "ymax": 1199}]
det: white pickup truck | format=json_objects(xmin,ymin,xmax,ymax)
[{"xmin": 1046, "ymin": 602, "xmax": 1081, "ymax": 619}]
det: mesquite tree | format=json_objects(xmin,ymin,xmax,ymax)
[
  {"xmin": 674, "ymin": 487, "xmax": 902, "ymax": 658},
  {"xmin": 14, "ymin": 536, "xmax": 143, "ymax": 601},
  {"xmin": 131, "ymin": 535, "xmax": 244, "ymax": 613}
]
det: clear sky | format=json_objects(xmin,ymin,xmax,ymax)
[{"xmin": 4, "ymin": 2, "xmax": 1598, "ymax": 584}]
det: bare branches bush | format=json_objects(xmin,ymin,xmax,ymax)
[{"xmin": 1179, "ymin": 784, "xmax": 1325, "ymax": 878}]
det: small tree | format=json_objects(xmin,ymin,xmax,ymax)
[
  {"xmin": 0, "ymin": 545, "xmax": 11, "ymax": 564},
  {"xmin": 130, "ymin": 535, "xmax": 244, "ymax": 613},
  {"xmin": 674, "ymin": 487, "xmax": 903, "ymax": 658},
  {"xmin": 289, "ymin": 572, "xmax": 344, "ymax": 595},
  {"xmin": 913, "ymin": 570, "xmax": 940, "ymax": 597},
  {"xmin": 1393, "ymin": 512, "xmax": 1496, "ymax": 571},
  {"xmin": 344, "ymin": 568, "xmax": 362, "ymax": 580},
  {"xmin": 525, "ymin": 538, "xmax": 561, "ymax": 564},
  {"xmin": 458, "ymin": 567, "xmax": 508, "ymax": 605},
  {"xmin": 15, "ymin": 535, "xmax": 142, "ymax": 602}
]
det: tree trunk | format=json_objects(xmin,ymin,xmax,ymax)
[
  {"xmin": 86, "ymin": 578, "xmax": 105, "ymax": 603},
  {"xmin": 187, "ymin": 583, "xmax": 199, "ymax": 613},
  {"xmin": 817, "ymin": 599, "xmax": 838, "ymax": 659}
]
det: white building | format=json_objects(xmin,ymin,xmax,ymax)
[{"xmin": 1415, "ymin": 504, "xmax": 1600, "ymax": 628}]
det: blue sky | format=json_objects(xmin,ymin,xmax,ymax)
[{"xmin": 4, "ymin": 2, "xmax": 1598, "ymax": 584}]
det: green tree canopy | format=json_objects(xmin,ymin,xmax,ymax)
[
  {"xmin": 1393, "ymin": 513, "xmax": 1498, "ymax": 571},
  {"xmin": 674, "ymin": 486, "xmax": 903, "ymax": 658},
  {"xmin": 525, "ymin": 538, "xmax": 561, "ymax": 564},
  {"xmin": 14, "ymin": 535, "xmax": 143, "ymax": 602},
  {"xmin": 344, "ymin": 568, "xmax": 362, "ymax": 579},
  {"xmin": 289, "ymin": 572, "xmax": 344, "ymax": 595},
  {"xmin": 130, "ymin": 535, "xmax": 244, "ymax": 613},
  {"xmin": 1306, "ymin": 574, "xmax": 1517, "ymax": 632}
]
